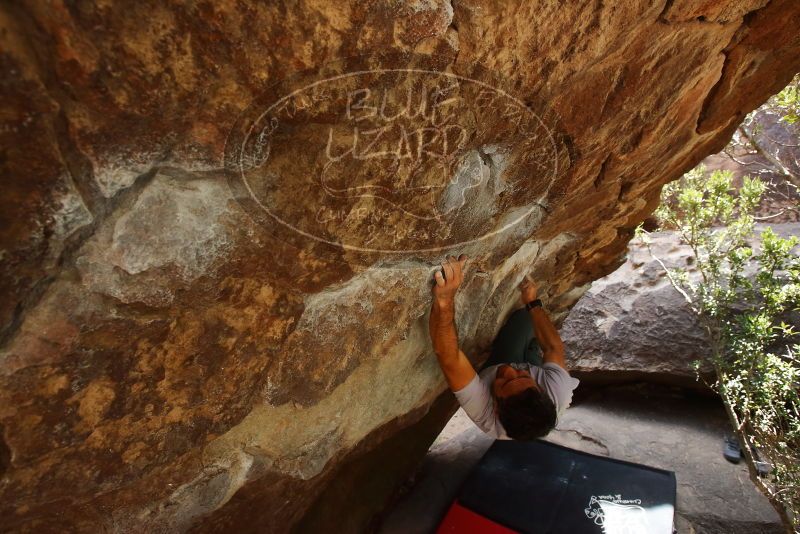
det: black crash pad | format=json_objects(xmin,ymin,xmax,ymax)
[{"xmin": 457, "ymin": 439, "xmax": 676, "ymax": 534}]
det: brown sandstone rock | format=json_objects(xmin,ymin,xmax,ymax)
[{"xmin": 1, "ymin": 1, "xmax": 799, "ymax": 532}]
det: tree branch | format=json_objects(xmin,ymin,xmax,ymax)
[{"xmin": 739, "ymin": 126, "xmax": 800, "ymax": 188}]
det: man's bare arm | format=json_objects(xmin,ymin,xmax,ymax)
[
  {"xmin": 519, "ymin": 276, "xmax": 567, "ymax": 369},
  {"xmin": 429, "ymin": 255, "xmax": 476, "ymax": 391},
  {"xmin": 430, "ymin": 300, "xmax": 476, "ymax": 390},
  {"xmin": 529, "ymin": 307, "xmax": 566, "ymax": 368}
]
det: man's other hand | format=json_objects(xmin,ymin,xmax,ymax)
[
  {"xmin": 433, "ymin": 254, "xmax": 468, "ymax": 307},
  {"xmin": 519, "ymin": 274, "xmax": 538, "ymax": 305}
]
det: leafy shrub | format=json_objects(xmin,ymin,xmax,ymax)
[{"xmin": 638, "ymin": 165, "xmax": 799, "ymax": 532}]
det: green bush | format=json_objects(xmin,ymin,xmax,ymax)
[{"xmin": 638, "ymin": 164, "xmax": 800, "ymax": 532}]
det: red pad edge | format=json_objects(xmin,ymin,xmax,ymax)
[{"xmin": 437, "ymin": 501, "xmax": 518, "ymax": 534}]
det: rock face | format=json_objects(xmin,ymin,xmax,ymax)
[{"xmin": 2, "ymin": 1, "xmax": 799, "ymax": 532}]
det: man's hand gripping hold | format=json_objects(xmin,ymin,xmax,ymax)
[{"xmin": 429, "ymin": 254, "xmax": 477, "ymax": 391}]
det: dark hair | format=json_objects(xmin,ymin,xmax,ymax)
[{"xmin": 496, "ymin": 387, "xmax": 557, "ymax": 441}]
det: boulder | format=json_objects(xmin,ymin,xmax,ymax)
[
  {"xmin": 562, "ymin": 223, "xmax": 800, "ymax": 385},
  {"xmin": 1, "ymin": 1, "xmax": 799, "ymax": 532},
  {"xmin": 563, "ymin": 230, "xmax": 713, "ymax": 383}
]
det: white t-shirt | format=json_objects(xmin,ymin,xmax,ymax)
[{"xmin": 453, "ymin": 362, "xmax": 580, "ymax": 439}]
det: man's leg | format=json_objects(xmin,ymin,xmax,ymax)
[{"xmin": 482, "ymin": 308, "xmax": 543, "ymax": 370}]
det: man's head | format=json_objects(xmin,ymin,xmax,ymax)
[{"xmin": 492, "ymin": 364, "xmax": 557, "ymax": 440}]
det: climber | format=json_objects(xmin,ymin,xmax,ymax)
[{"xmin": 429, "ymin": 254, "xmax": 580, "ymax": 440}]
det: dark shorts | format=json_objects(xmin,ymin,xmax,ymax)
[{"xmin": 481, "ymin": 308, "xmax": 543, "ymax": 371}]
